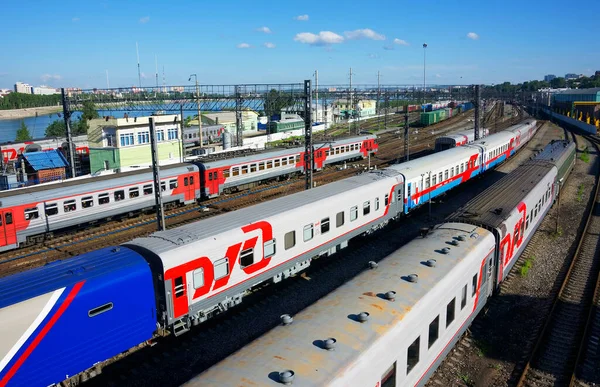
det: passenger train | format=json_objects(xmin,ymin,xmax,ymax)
[
  {"xmin": 1, "ymin": 135, "xmax": 89, "ymax": 163},
  {"xmin": 0, "ymin": 120, "xmax": 539, "ymax": 386},
  {"xmin": 0, "ymin": 135, "xmax": 377, "ymax": 252},
  {"xmin": 185, "ymin": 140, "xmax": 576, "ymax": 387}
]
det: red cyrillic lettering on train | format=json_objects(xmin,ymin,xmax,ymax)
[
  {"xmin": 240, "ymin": 221, "xmax": 273, "ymax": 274},
  {"xmin": 164, "ymin": 257, "xmax": 214, "ymax": 319}
]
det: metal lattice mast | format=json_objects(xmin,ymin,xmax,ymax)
[
  {"xmin": 148, "ymin": 117, "xmax": 165, "ymax": 231},
  {"xmin": 474, "ymin": 85, "xmax": 481, "ymax": 141},
  {"xmin": 404, "ymin": 105, "xmax": 410, "ymax": 162},
  {"xmin": 304, "ymin": 80, "xmax": 313, "ymax": 190},
  {"xmin": 377, "ymin": 71, "xmax": 381, "ymax": 131},
  {"xmin": 61, "ymin": 88, "xmax": 76, "ymax": 178},
  {"xmin": 235, "ymin": 86, "xmax": 243, "ymax": 147}
]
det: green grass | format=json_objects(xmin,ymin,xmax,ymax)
[
  {"xmin": 457, "ymin": 372, "xmax": 474, "ymax": 386},
  {"xmin": 577, "ymin": 184, "xmax": 585, "ymax": 203},
  {"xmin": 520, "ymin": 255, "xmax": 535, "ymax": 277},
  {"xmin": 551, "ymin": 227, "xmax": 563, "ymax": 240},
  {"xmin": 580, "ymin": 147, "xmax": 590, "ymax": 163},
  {"xmin": 475, "ymin": 339, "xmax": 492, "ymax": 357}
]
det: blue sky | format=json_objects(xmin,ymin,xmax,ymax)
[{"xmin": 1, "ymin": 0, "xmax": 598, "ymax": 89}]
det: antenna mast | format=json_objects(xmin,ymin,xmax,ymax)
[{"xmin": 136, "ymin": 42, "xmax": 142, "ymax": 88}]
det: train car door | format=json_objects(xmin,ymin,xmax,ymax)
[
  {"xmin": 206, "ymin": 169, "xmax": 219, "ymax": 197},
  {"xmin": 0, "ymin": 210, "xmax": 17, "ymax": 248}
]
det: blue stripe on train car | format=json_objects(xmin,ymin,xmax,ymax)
[{"xmin": 0, "ymin": 246, "xmax": 157, "ymax": 387}]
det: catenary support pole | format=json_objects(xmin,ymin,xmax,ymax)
[
  {"xmin": 61, "ymin": 88, "xmax": 76, "ymax": 178},
  {"xmin": 304, "ymin": 80, "xmax": 313, "ymax": 190},
  {"xmin": 149, "ymin": 117, "xmax": 165, "ymax": 231}
]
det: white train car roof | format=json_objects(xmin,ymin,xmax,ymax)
[
  {"xmin": 183, "ymin": 222, "xmax": 495, "ymax": 387},
  {"xmin": 387, "ymin": 145, "xmax": 478, "ymax": 180},
  {"xmin": 506, "ymin": 120, "xmax": 536, "ymax": 134},
  {"xmin": 127, "ymin": 168, "xmax": 401, "ymax": 271},
  {"xmin": 201, "ymin": 135, "xmax": 376, "ymax": 169},
  {"xmin": 470, "ymin": 130, "xmax": 515, "ymax": 150},
  {"xmin": 0, "ymin": 163, "xmax": 197, "ymax": 206}
]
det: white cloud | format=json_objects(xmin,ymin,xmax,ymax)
[
  {"xmin": 294, "ymin": 14, "xmax": 309, "ymax": 21},
  {"xmin": 256, "ymin": 26, "xmax": 272, "ymax": 34},
  {"xmin": 72, "ymin": 17, "xmax": 80, "ymax": 22},
  {"xmin": 383, "ymin": 45, "xmax": 394, "ymax": 51},
  {"xmin": 393, "ymin": 38, "xmax": 409, "ymax": 46},
  {"xmin": 264, "ymin": 42, "xmax": 276, "ymax": 49},
  {"xmin": 139, "ymin": 16, "xmax": 150, "ymax": 24},
  {"xmin": 237, "ymin": 43, "xmax": 251, "ymax": 49},
  {"xmin": 467, "ymin": 32, "xmax": 479, "ymax": 40},
  {"xmin": 344, "ymin": 28, "xmax": 385, "ymax": 41},
  {"xmin": 41, "ymin": 74, "xmax": 62, "ymax": 82},
  {"xmin": 294, "ymin": 31, "xmax": 344, "ymax": 45}
]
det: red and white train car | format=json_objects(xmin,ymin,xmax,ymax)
[
  {"xmin": 1, "ymin": 135, "xmax": 89, "ymax": 163},
  {"xmin": 198, "ymin": 135, "xmax": 377, "ymax": 197}
]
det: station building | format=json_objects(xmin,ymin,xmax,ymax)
[
  {"xmin": 552, "ymin": 88, "xmax": 600, "ymax": 124},
  {"xmin": 86, "ymin": 114, "xmax": 184, "ymax": 174}
]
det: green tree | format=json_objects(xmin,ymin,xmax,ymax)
[
  {"xmin": 264, "ymin": 89, "xmax": 294, "ymax": 118},
  {"xmin": 45, "ymin": 119, "xmax": 66, "ymax": 137},
  {"xmin": 15, "ymin": 121, "xmax": 33, "ymax": 141},
  {"xmin": 550, "ymin": 77, "xmax": 567, "ymax": 88}
]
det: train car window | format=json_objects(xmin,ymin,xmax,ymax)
[
  {"xmin": 63, "ymin": 199, "xmax": 77, "ymax": 212},
  {"xmin": 461, "ymin": 285, "xmax": 468, "ymax": 309},
  {"xmin": 336, "ymin": 211, "xmax": 344, "ymax": 227},
  {"xmin": 363, "ymin": 201, "xmax": 370, "ymax": 216},
  {"xmin": 114, "ymin": 190, "xmax": 125, "ymax": 202},
  {"xmin": 284, "ymin": 231, "xmax": 296, "ymax": 250},
  {"xmin": 375, "ymin": 197, "xmax": 380, "ymax": 211},
  {"xmin": 231, "ymin": 167, "xmax": 239, "ymax": 177},
  {"xmin": 460, "ymin": 164, "xmax": 464, "ymax": 173},
  {"xmin": 321, "ymin": 218, "xmax": 330, "ymax": 234},
  {"xmin": 295, "ymin": 155, "xmax": 300, "ymax": 163},
  {"xmin": 303, "ymin": 224, "xmax": 314, "ymax": 242},
  {"xmin": 325, "ymin": 149, "xmax": 330, "ymax": 157},
  {"xmin": 129, "ymin": 187, "xmax": 139, "ymax": 198},
  {"xmin": 425, "ymin": 176, "xmax": 430, "ymax": 189},
  {"xmin": 264, "ymin": 239, "xmax": 276, "ymax": 258},
  {"xmin": 350, "ymin": 206, "xmax": 358, "ymax": 221},
  {"xmin": 88, "ymin": 303, "xmax": 113, "ymax": 318},
  {"xmin": 445, "ymin": 170, "xmax": 449, "ymax": 180},
  {"xmin": 5, "ymin": 213, "xmax": 13, "ymax": 225},
  {"xmin": 384, "ymin": 194, "xmax": 389, "ymax": 206},
  {"xmin": 170, "ymin": 180, "xmax": 178, "ymax": 189},
  {"xmin": 251, "ymin": 163, "xmax": 258, "ymax": 172},
  {"xmin": 274, "ymin": 159, "xmax": 280, "ymax": 167},
  {"xmin": 99, "ymin": 193, "xmax": 110, "ymax": 205},
  {"xmin": 0, "ymin": 216, "xmax": 2, "ymax": 225},
  {"xmin": 174, "ymin": 277, "xmax": 185, "ymax": 298},
  {"xmin": 456, "ymin": 165, "xmax": 459, "ymax": 175},
  {"xmin": 82, "ymin": 197, "xmax": 94, "ymax": 208},
  {"xmin": 184, "ymin": 177, "xmax": 189, "ymax": 186},
  {"xmin": 190, "ymin": 175, "xmax": 195, "ymax": 185},
  {"xmin": 439, "ymin": 172, "xmax": 443, "ymax": 182},
  {"xmin": 450, "ymin": 167, "xmax": 454, "ymax": 177},
  {"xmin": 143, "ymin": 185, "xmax": 153, "ymax": 195},
  {"xmin": 281, "ymin": 158, "xmax": 288, "ymax": 166},
  {"xmin": 407, "ymin": 337, "xmax": 420, "ymax": 374},
  {"xmin": 214, "ymin": 258, "xmax": 229, "ymax": 279},
  {"xmin": 240, "ymin": 248, "xmax": 254, "ymax": 267},
  {"xmin": 208, "ymin": 172, "xmax": 213, "ymax": 181},
  {"xmin": 472, "ymin": 274, "xmax": 478, "ymax": 296},
  {"xmin": 193, "ymin": 268, "xmax": 204, "ymax": 289},
  {"xmin": 526, "ymin": 215, "xmax": 530, "ymax": 230},
  {"xmin": 289, "ymin": 156, "xmax": 294, "ymax": 163},
  {"xmin": 446, "ymin": 298, "xmax": 456, "ymax": 327},
  {"xmin": 432, "ymin": 174, "xmax": 437, "ymax": 185},
  {"xmin": 381, "ymin": 362, "xmax": 396, "ymax": 387},
  {"xmin": 259, "ymin": 162, "xmax": 265, "ymax": 171},
  {"xmin": 428, "ymin": 316, "xmax": 440, "ymax": 348},
  {"xmin": 24, "ymin": 207, "xmax": 39, "ymax": 220}
]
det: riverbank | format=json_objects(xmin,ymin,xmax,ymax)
[{"xmin": 0, "ymin": 105, "xmax": 63, "ymax": 120}]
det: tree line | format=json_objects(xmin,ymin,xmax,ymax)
[{"xmin": 0, "ymin": 92, "xmax": 62, "ymax": 110}]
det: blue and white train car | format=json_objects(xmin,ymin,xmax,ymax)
[{"xmin": 0, "ymin": 247, "xmax": 157, "ymax": 387}]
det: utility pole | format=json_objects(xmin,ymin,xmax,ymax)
[
  {"xmin": 61, "ymin": 88, "xmax": 76, "ymax": 179},
  {"xmin": 314, "ymin": 70, "xmax": 318, "ymax": 123},
  {"xmin": 404, "ymin": 105, "xmax": 410, "ymax": 162},
  {"xmin": 348, "ymin": 67, "xmax": 354, "ymax": 134},
  {"xmin": 474, "ymin": 85, "xmax": 481, "ymax": 141},
  {"xmin": 136, "ymin": 42, "xmax": 142, "ymax": 89},
  {"xmin": 155, "ymin": 55, "xmax": 159, "ymax": 90},
  {"xmin": 423, "ymin": 43, "xmax": 428, "ymax": 105},
  {"xmin": 149, "ymin": 117, "xmax": 165, "ymax": 231},
  {"xmin": 304, "ymin": 80, "xmax": 313, "ymax": 190},
  {"xmin": 189, "ymin": 74, "xmax": 203, "ymax": 150},
  {"xmin": 377, "ymin": 71, "xmax": 381, "ymax": 131}
]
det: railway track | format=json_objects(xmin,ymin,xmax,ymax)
[
  {"xmin": 0, "ymin": 105, "xmax": 505, "ymax": 276},
  {"xmin": 517, "ymin": 136, "xmax": 600, "ymax": 387}
]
